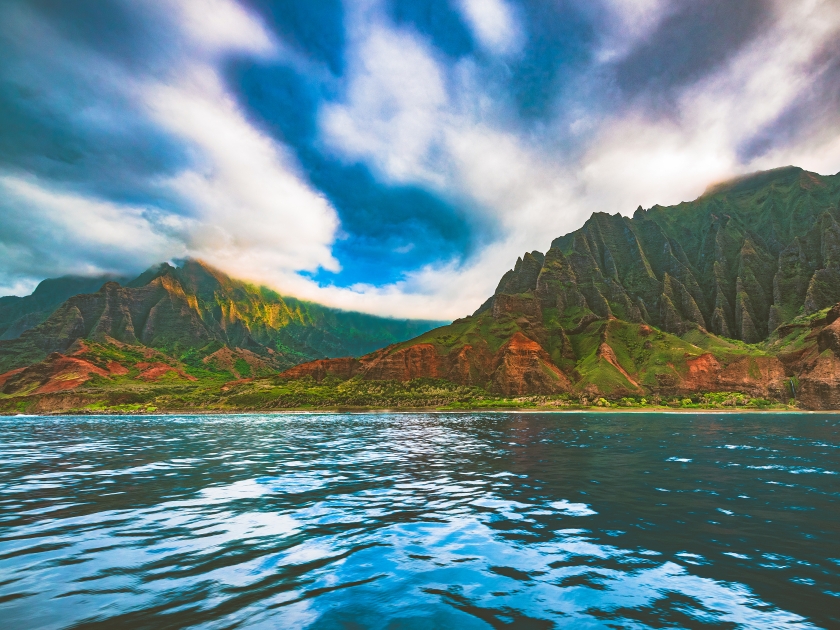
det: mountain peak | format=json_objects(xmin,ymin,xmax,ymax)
[{"xmin": 701, "ymin": 166, "xmax": 806, "ymax": 197}]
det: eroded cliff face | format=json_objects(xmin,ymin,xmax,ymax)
[
  {"xmin": 267, "ymin": 356, "xmax": 362, "ymax": 382},
  {"xmin": 8, "ymin": 169, "xmax": 840, "ymax": 408},
  {"xmin": 490, "ymin": 333, "xmax": 571, "ymax": 395},
  {"xmin": 798, "ymin": 355, "xmax": 840, "ymax": 410},
  {"xmin": 784, "ymin": 304, "xmax": 840, "ymax": 410},
  {"xmin": 279, "ymin": 332, "xmax": 571, "ymax": 396},
  {"xmin": 281, "ymin": 298, "xmax": 822, "ymax": 402},
  {"xmin": 0, "ymin": 352, "xmax": 113, "ymax": 395},
  {"xmin": 478, "ymin": 167, "xmax": 840, "ymax": 344},
  {"xmin": 0, "ymin": 260, "xmax": 445, "ymax": 375}
]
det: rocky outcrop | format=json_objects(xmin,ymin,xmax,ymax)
[
  {"xmin": 817, "ymin": 318, "xmax": 840, "ymax": 355},
  {"xmin": 281, "ymin": 331, "xmax": 571, "ymax": 397},
  {"xmin": 361, "ymin": 344, "xmax": 445, "ymax": 380},
  {"xmin": 795, "ymin": 302, "xmax": 840, "ymax": 409},
  {"xmin": 663, "ymin": 352, "xmax": 786, "ymax": 398},
  {"xmin": 490, "ymin": 333, "xmax": 572, "ymax": 395},
  {"xmin": 798, "ymin": 354, "xmax": 840, "ymax": 410},
  {"xmin": 0, "ymin": 353, "xmax": 111, "ymax": 395},
  {"xmin": 716, "ymin": 357, "xmax": 787, "ymax": 398},
  {"xmin": 492, "ymin": 294, "xmax": 542, "ymax": 321},
  {"xmin": 681, "ymin": 353, "xmax": 723, "ymax": 391},
  {"xmin": 495, "ymin": 252, "xmax": 545, "ymax": 295},
  {"xmin": 279, "ymin": 357, "xmax": 362, "ymax": 382}
]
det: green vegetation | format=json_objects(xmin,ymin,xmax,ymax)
[
  {"xmin": 0, "ymin": 370, "xmax": 796, "ymax": 415},
  {"xmin": 0, "ymin": 259, "xmax": 446, "ymax": 374},
  {"xmin": 2, "ymin": 167, "xmax": 838, "ymax": 413}
]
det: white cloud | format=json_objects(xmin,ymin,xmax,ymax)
[
  {"xmin": 456, "ymin": 0, "xmax": 522, "ymax": 56},
  {"xmin": 0, "ymin": 175, "xmax": 182, "ymax": 276},
  {"xmin": 307, "ymin": 0, "xmax": 840, "ymax": 320},
  {"xmin": 578, "ymin": 0, "xmax": 840, "ymax": 212},
  {"xmin": 146, "ymin": 67, "xmax": 340, "ymax": 276},
  {"xmin": 0, "ymin": 0, "xmax": 344, "ymax": 298},
  {"xmin": 321, "ymin": 23, "xmax": 449, "ymax": 185},
  {"xmin": 314, "ymin": 11, "xmax": 587, "ymax": 317},
  {"xmin": 164, "ymin": 0, "xmax": 275, "ymax": 57},
  {"xmin": 164, "ymin": 0, "xmax": 840, "ymax": 321},
  {"xmin": 596, "ymin": 0, "xmax": 671, "ymax": 62},
  {"xmin": 5, "ymin": 0, "xmax": 840, "ymax": 324}
]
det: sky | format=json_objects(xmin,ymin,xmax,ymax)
[{"xmin": 1, "ymin": 0, "xmax": 840, "ymax": 319}]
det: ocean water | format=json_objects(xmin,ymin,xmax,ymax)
[{"xmin": 0, "ymin": 412, "xmax": 838, "ymax": 629}]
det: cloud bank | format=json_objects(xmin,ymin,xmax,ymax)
[{"xmin": 1, "ymin": 0, "xmax": 839, "ymax": 320}]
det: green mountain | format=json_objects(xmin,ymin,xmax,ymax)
[
  {"xmin": 4, "ymin": 166, "xmax": 840, "ymax": 413},
  {"xmin": 0, "ymin": 274, "xmax": 128, "ymax": 341},
  {"xmin": 479, "ymin": 166, "xmax": 840, "ymax": 343},
  {"xmin": 0, "ymin": 259, "xmax": 445, "ymax": 375},
  {"xmin": 278, "ymin": 167, "xmax": 840, "ymax": 409}
]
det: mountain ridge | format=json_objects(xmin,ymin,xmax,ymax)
[
  {"xmin": 0, "ymin": 274, "xmax": 130, "ymax": 341},
  {"xmin": 4, "ymin": 165, "xmax": 840, "ymax": 412},
  {"xmin": 277, "ymin": 166, "xmax": 840, "ymax": 410},
  {"xmin": 0, "ymin": 259, "xmax": 445, "ymax": 375}
]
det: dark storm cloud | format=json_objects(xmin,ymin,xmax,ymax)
[
  {"xmin": 613, "ymin": 0, "xmax": 775, "ymax": 98},
  {"xmin": 0, "ymin": 1, "xmax": 190, "ymax": 205},
  {"xmin": 0, "ymin": 0, "xmax": 193, "ymax": 292},
  {"xmin": 24, "ymin": 0, "xmax": 175, "ymax": 70},
  {"xmin": 507, "ymin": 0, "xmax": 597, "ymax": 119}
]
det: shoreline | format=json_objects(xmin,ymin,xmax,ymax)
[{"xmin": 2, "ymin": 406, "xmax": 832, "ymax": 417}]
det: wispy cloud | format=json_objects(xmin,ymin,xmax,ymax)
[
  {"xmin": 455, "ymin": 0, "xmax": 522, "ymax": 56},
  {"xmin": 1, "ymin": 0, "xmax": 839, "ymax": 320}
]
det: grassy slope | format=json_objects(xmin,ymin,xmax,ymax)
[
  {"xmin": 0, "ymin": 260, "xmax": 446, "ymax": 373},
  {"xmin": 0, "ymin": 373, "xmax": 792, "ymax": 415},
  {"xmin": 6, "ymin": 170, "xmax": 838, "ymax": 413},
  {"xmin": 0, "ymin": 310, "xmax": 792, "ymax": 414}
]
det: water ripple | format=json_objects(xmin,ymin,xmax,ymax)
[{"xmin": 0, "ymin": 412, "xmax": 837, "ymax": 628}]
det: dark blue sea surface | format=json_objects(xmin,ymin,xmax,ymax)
[{"xmin": 0, "ymin": 412, "xmax": 838, "ymax": 629}]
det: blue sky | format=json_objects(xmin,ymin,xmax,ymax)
[{"xmin": 1, "ymin": 0, "xmax": 839, "ymax": 318}]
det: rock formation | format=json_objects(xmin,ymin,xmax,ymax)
[
  {"xmin": 281, "ymin": 167, "xmax": 840, "ymax": 409},
  {"xmin": 0, "ymin": 259, "xmax": 444, "ymax": 373}
]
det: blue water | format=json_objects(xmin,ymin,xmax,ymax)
[{"xmin": 0, "ymin": 413, "xmax": 838, "ymax": 629}]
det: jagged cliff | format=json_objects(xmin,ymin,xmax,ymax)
[
  {"xmin": 0, "ymin": 260, "xmax": 444, "ymax": 374},
  {"xmin": 4, "ymin": 167, "xmax": 840, "ymax": 411},
  {"xmin": 0, "ymin": 274, "xmax": 128, "ymax": 341},
  {"xmin": 282, "ymin": 167, "xmax": 840, "ymax": 409},
  {"xmin": 480, "ymin": 166, "xmax": 840, "ymax": 343}
]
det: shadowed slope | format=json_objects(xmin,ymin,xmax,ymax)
[
  {"xmin": 0, "ymin": 260, "xmax": 445, "ymax": 373},
  {"xmin": 281, "ymin": 167, "xmax": 840, "ymax": 408}
]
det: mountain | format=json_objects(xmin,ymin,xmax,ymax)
[
  {"xmin": 280, "ymin": 167, "xmax": 840, "ymax": 409},
  {"xmin": 0, "ymin": 274, "xmax": 128, "ymax": 341},
  {"xmin": 4, "ymin": 166, "xmax": 840, "ymax": 413},
  {"xmin": 0, "ymin": 259, "xmax": 445, "ymax": 376},
  {"xmin": 480, "ymin": 166, "xmax": 840, "ymax": 343}
]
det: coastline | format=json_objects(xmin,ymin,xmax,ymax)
[{"xmin": 2, "ymin": 406, "xmax": 829, "ymax": 417}]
